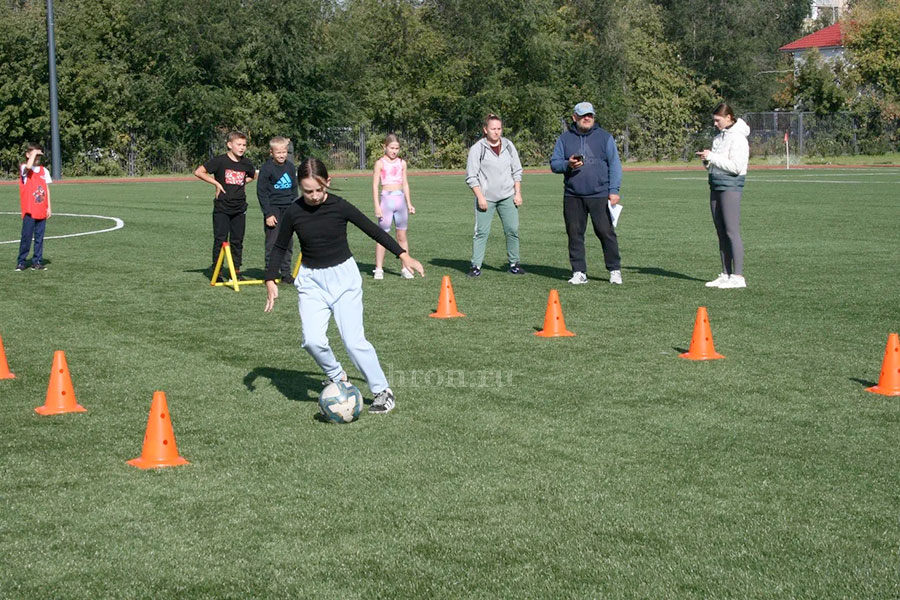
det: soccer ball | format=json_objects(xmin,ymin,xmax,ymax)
[{"xmin": 318, "ymin": 381, "xmax": 363, "ymax": 423}]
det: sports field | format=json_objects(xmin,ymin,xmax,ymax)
[{"xmin": 1, "ymin": 167, "xmax": 899, "ymax": 598}]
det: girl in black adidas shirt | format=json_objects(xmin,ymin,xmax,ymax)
[{"xmin": 264, "ymin": 158, "xmax": 424, "ymax": 414}]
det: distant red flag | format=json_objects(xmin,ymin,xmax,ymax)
[{"xmin": 784, "ymin": 131, "xmax": 789, "ymax": 143}]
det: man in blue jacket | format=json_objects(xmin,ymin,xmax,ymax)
[{"xmin": 550, "ymin": 102, "xmax": 623, "ymax": 285}]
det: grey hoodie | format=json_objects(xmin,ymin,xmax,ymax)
[{"xmin": 465, "ymin": 137, "xmax": 523, "ymax": 202}]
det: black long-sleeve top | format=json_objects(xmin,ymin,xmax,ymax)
[{"xmin": 265, "ymin": 193, "xmax": 405, "ymax": 279}]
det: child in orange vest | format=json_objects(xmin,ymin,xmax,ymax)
[{"xmin": 17, "ymin": 143, "xmax": 52, "ymax": 271}]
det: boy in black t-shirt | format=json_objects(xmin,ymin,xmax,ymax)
[
  {"xmin": 256, "ymin": 136, "xmax": 298, "ymax": 284},
  {"xmin": 194, "ymin": 130, "xmax": 256, "ymax": 280}
]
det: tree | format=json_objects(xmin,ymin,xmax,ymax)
[
  {"xmin": 238, "ymin": 0, "xmax": 344, "ymax": 153},
  {"xmin": 0, "ymin": 1, "xmax": 50, "ymax": 173},
  {"xmin": 793, "ymin": 48, "xmax": 850, "ymax": 115},
  {"xmin": 618, "ymin": 0, "xmax": 717, "ymax": 159},
  {"xmin": 656, "ymin": 0, "xmax": 811, "ymax": 110},
  {"xmin": 54, "ymin": 0, "xmax": 136, "ymax": 173},
  {"xmin": 844, "ymin": 0, "xmax": 900, "ymax": 114}
]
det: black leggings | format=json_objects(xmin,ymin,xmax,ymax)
[{"xmin": 709, "ymin": 189, "xmax": 743, "ymax": 276}]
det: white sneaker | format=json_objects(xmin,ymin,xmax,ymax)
[
  {"xmin": 719, "ymin": 274, "xmax": 746, "ymax": 289},
  {"xmin": 609, "ymin": 270, "xmax": 622, "ymax": 285},
  {"xmin": 400, "ymin": 267, "xmax": 414, "ymax": 279},
  {"xmin": 373, "ymin": 268, "xmax": 384, "ymax": 280},
  {"xmin": 568, "ymin": 271, "xmax": 588, "ymax": 285},
  {"xmin": 370, "ymin": 388, "xmax": 395, "ymax": 414},
  {"xmin": 705, "ymin": 273, "xmax": 729, "ymax": 288}
]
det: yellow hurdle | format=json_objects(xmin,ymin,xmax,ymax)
[{"xmin": 209, "ymin": 242, "xmax": 301, "ymax": 291}]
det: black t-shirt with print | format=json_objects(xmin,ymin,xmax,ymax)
[{"xmin": 203, "ymin": 153, "xmax": 256, "ymax": 214}]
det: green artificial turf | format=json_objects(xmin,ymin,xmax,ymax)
[{"xmin": 1, "ymin": 167, "xmax": 898, "ymax": 598}]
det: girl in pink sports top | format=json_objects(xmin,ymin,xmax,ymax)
[{"xmin": 372, "ymin": 134, "xmax": 416, "ymax": 279}]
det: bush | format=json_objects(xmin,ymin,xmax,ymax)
[{"xmin": 67, "ymin": 149, "xmax": 126, "ymax": 177}]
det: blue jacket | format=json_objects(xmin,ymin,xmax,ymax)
[{"xmin": 550, "ymin": 123, "xmax": 622, "ymax": 199}]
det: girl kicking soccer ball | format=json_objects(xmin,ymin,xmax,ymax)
[
  {"xmin": 264, "ymin": 158, "xmax": 424, "ymax": 414},
  {"xmin": 372, "ymin": 134, "xmax": 415, "ymax": 279}
]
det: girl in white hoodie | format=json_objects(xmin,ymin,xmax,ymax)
[{"xmin": 697, "ymin": 103, "xmax": 750, "ymax": 289}]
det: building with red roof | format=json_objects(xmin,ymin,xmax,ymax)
[{"xmin": 779, "ymin": 23, "xmax": 847, "ymax": 69}]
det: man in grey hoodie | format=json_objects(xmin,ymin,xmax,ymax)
[
  {"xmin": 465, "ymin": 114, "xmax": 525, "ymax": 277},
  {"xmin": 550, "ymin": 102, "xmax": 623, "ymax": 285}
]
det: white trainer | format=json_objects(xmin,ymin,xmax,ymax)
[
  {"xmin": 373, "ymin": 268, "xmax": 384, "ymax": 280},
  {"xmin": 719, "ymin": 274, "xmax": 746, "ymax": 289},
  {"xmin": 568, "ymin": 271, "xmax": 588, "ymax": 285},
  {"xmin": 609, "ymin": 270, "xmax": 622, "ymax": 285},
  {"xmin": 400, "ymin": 267, "xmax": 414, "ymax": 279},
  {"xmin": 705, "ymin": 273, "xmax": 729, "ymax": 288}
]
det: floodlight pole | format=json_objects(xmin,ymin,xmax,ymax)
[{"xmin": 46, "ymin": 0, "xmax": 62, "ymax": 179}]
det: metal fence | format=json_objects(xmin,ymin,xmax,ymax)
[
  {"xmin": 743, "ymin": 111, "xmax": 900, "ymax": 158},
  {"xmin": 6, "ymin": 111, "xmax": 898, "ymax": 178},
  {"xmin": 300, "ymin": 126, "xmax": 444, "ymax": 171}
]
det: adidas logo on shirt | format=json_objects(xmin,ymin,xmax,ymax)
[{"xmin": 274, "ymin": 173, "xmax": 293, "ymax": 190}]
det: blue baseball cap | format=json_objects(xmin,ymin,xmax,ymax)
[{"xmin": 573, "ymin": 102, "xmax": 595, "ymax": 116}]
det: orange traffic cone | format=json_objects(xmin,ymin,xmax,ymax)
[
  {"xmin": 128, "ymin": 391, "xmax": 189, "ymax": 469},
  {"xmin": 429, "ymin": 275, "xmax": 465, "ymax": 318},
  {"xmin": 35, "ymin": 351, "xmax": 87, "ymax": 415},
  {"xmin": 0, "ymin": 332, "xmax": 14, "ymax": 379},
  {"xmin": 866, "ymin": 333, "xmax": 900, "ymax": 396},
  {"xmin": 679, "ymin": 307, "xmax": 724, "ymax": 360},
  {"xmin": 534, "ymin": 289, "xmax": 575, "ymax": 337}
]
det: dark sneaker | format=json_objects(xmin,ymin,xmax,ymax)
[
  {"xmin": 234, "ymin": 270, "xmax": 247, "ymax": 282},
  {"xmin": 466, "ymin": 265, "xmax": 482, "ymax": 278},
  {"xmin": 15, "ymin": 264, "xmax": 26, "ymax": 272},
  {"xmin": 280, "ymin": 274, "xmax": 294, "ymax": 285},
  {"xmin": 31, "ymin": 263, "xmax": 46, "ymax": 271},
  {"xmin": 370, "ymin": 388, "xmax": 396, "ymax": 414},
  {"xmin": 508, "ymin": 263, "xmax": 526, "ymax": 275}
]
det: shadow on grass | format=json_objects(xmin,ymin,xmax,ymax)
[
  {"xmin": 243, "ymin": 367, "xmax": 323, "ymax": 402},
  {"xmin": 28, "ymin": 258, "xmax": 53, "ymax": 267},
  {"xmin": 239, "ymin": 267, "xmax": 268, "ymax": 280},
  {"xmin": 624, "ymin": 265, "xmax": 704, "ymax": 281},
  {"xmin": 185, "ymin": 265, "xmax": 219, "ymax": 283},
  {"xmin": 850, "ymin": 377, "xmax": 877, "ymax": 389},
  {"xmin": 430, "ymin": 258, "xmax": 575, "ymax": 281},
  {"xmin": 185, "ymin": 265, "xmax": 274, "ymax": 284},
  {"xmin": 520, "ymin": 263, "xmax": 573, "ymax": 281},
  {"xmin": 429, "ymin": 257, "xmax": 472, "ymax": 274}
]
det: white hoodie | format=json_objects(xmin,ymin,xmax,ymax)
[{"xmin": 705, "ymin": 118, "xmax": 750, "ymax": 188}]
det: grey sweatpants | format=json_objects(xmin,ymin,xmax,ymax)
[{"xmin": 710, "ymin": 189, "xmax": 744, "ymax": 276}]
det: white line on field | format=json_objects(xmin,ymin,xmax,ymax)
[
  {"xmin": 663, "ymin": 177, "xmax": 899, "ymax": 184},
  {"xmin": 0, "ymin": 212, "xmax": 125, "ymax": 244}
]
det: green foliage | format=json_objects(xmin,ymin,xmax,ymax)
[
  {"xmin": 0, "ymin": 2, "xmax": 51, "ymax": 170},
  {"xmin": 5, "ymin": 0, "xmax": 894, "ymax": 173},
  {"xmin": 793, "ymin": 49, "xmax": 850, "ymax": 115},
  {"xmin": 618, "ymin": 0, "xmax": 717, "ymax": 160},
  {"xmin": 844, "ymin": 0, "xmax": 900, "ymax": 115},
  {"xmin": 656, "ymin": 0, "xmax": 811, "ymax": 110}
]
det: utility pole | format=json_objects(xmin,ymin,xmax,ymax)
[{"xmin": 46, "ymin": 0, "xmax": 62, "ymax": 179}]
